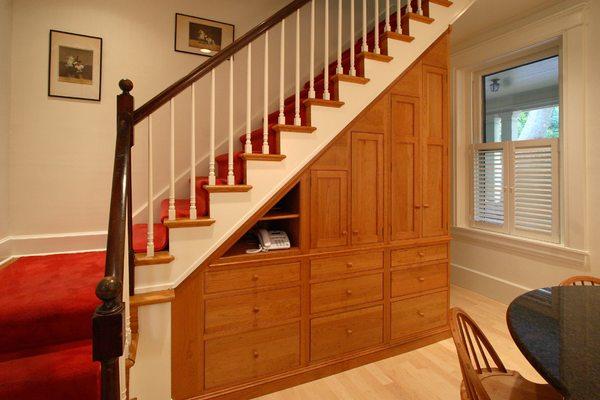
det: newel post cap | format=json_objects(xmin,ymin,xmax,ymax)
[{"xmin": 119, "ymin": 79, "xmax": 134, "ymax": 94}]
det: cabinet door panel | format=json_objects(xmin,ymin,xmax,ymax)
[
  {"xmin": 351, "ymin": 132, "xmax": 384, "ymax": 244},
  {"xmin": 422, "ymin": 66, "xmax": 448, "ymax": 237},
  {"xmin": 310, "ymin": 170, "xmax": 348, "ymax": 248},
  {"xmin": 390, "ymin": 95, "xmax": 421, "ymax": 240}
]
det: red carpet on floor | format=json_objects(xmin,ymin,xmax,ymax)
[{"xmin": 0, "ymin": 252, "xmax": 104, "ymax": 399}]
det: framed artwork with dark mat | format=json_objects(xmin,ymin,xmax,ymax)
[
  {"xmin": 175, "ymin": 13, "xmax": 234, "ymax": 57},
  {"xmin": 48, "ymin": 30, "xmax": 102, "ymax": 101}
]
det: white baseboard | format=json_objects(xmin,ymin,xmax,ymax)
[
  {"xmin": 2, "ymin": 231, "xmax": 106, "ymax": 259},
  {"xmin": 450, "ymin": 263, "xmax": 532, "ymax": 305}
]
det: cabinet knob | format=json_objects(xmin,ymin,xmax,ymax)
[
  {"xmin": 342, "ymin": 230, "xmax": 348, "ymax": 236},
  {"xmin": 352, "ymin": 230, "xmax": 359, "ymax": 235},
  {"xmin": 417, "ymin": 311, "xmax": 425, "ymax": 317},
  {"xmin": 346, "ymin": 289, "xmax": 353, "ymax": 296},
  {"xmin": 346, "ymin": 262, "xmax": 353, "ymax": 268},
  {"xmin": 423, "ymin": 204, "xmax": 430, "ymax": 208},
  {"xmin": 418, "ymin": 252, "xmax": 425, "ymax": 257},
  {"xmin": 253, "ymin": 350, "xmax": 259, "ymax": 358},
  {"xmin": 346, "ymin": 329, "xmax": 353, "ymax": 335},
  {"xmin": 418, "ymin": 277, "xmax": 425, "ymax": 282},
  {"xmin": 253, "ymin": 306, "xmax": 260, "ymax": 313},
  {"xmin": 252, "ymin": 274, "xmax": 259, "ymax": 281}
]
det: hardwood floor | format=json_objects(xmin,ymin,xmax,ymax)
[{"xmin": 257, "ymin": 285, "xmax": 543, "ymax": 400}]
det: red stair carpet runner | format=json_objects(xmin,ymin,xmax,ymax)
[
  {"xmin": 132, "ymin": 11, "xmax": 404, "ymax": 254},
  {"xmin": 0, "ymin": 252, "xmax": 104, "ymax": 400}
]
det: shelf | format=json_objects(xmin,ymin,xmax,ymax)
[
  {"xmin": 259, "ymin": 212, "xmax": 300, "ymax": 222},
  {"xmin": 222, "ymin": 238, "xmax": 300, "ymax": 259}
]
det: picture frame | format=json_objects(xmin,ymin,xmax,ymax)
[
  {"xmin": 175, "ymin": 13, "xmax": 235, "ymax": 57},
  {"xmin": 48, "ymin": 30, "xmax": 102, "ymax": 101}
]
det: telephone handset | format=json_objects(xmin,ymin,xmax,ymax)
[{"xmin": 246, "ymin": 229, "xmax": 291, "ymax": 253}]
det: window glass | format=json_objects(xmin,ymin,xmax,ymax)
[{"xmin": 482, "ymin": 56, "xmax": 559, "ymax": 143}]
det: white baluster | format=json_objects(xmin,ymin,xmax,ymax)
[
  {"xmin": 168, "ymin": 99, "xmax": 176, "ymax": 220},
  {"xmin": 385, "ymin": 0, "xmax": 391, "ymax": 32},
  {"xmin": 263, "ymin": 31, "xmax": 270, "ymax": 154},
  {"xmin": 208, "ymin": 69, "xmax": 216, "ymax": 185},
  {"xmin": 146, "ymin": 116, "xmax": 154, "ymax": 257},
  {"xmin": 227, "ymin": 57, "xmax": 235, "ymax": 185},
  {"xmin": 308, "ymin": 0, "xmax": 316, "ymax": 99},
  {"xmin": 278, "ymin": 19, "xmax": 286, "ymax": 125},
  {"xmin": 350, "ymin": 0, "xmax": 356, "ymax": 76},
  {"xmin": 336, "ymin": 0, "xmax": 343, "ymax": 75},
  {"xmin": 374, "ymin": 0, "xmax": 380, "ymax": 54},
  {"xmin": 294, "ymin": 9, "xmax": 301, "ymax": 126},
  {"xmin": 245, "ymin": 44, "xmax": 253, "ymax": 154},
  {"xmin": 323, "ymin": 0, "xmax": 331, "ymax": 100},
  {"xmin": 189, "ymin": 83, "xmax": 197, "ymax": 219},
  {"xmin": 417, "ymin": 0, "xmax": 422, "ymax": 15},
  {"xmin": 362, "ymin": 0, "xmax": 368, "ymax": 52},
  {"xmin": 397, "ymin": 0, "xmax": 403, "ymax": 34}
]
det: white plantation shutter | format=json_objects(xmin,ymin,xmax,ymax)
[
  {"xmin": 472, "ymin": 144, "xmax": 506, "ymax": 230},
  {"xmin": 510, "ymin": 139, "xmax": 559, "ymax": 242}
]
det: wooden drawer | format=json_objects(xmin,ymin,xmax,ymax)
[
  {"xmin": 311, "ymin": 305, "xmax": 383, "ymax": 361},
  {"xmin": 205, "ymin": 322, "xmax": 300, "ymax": 389},
  {"xmin": 310, "ymin": 252, "xmax": 384, "ymax": 280},
  {"xmin": 310, "ymin": 273, "xmax": 383, "ymax": 314},
  {"xmin": 391, "ymin": 291, "xmax": 448, "ymax": 340},
  {"xmin": 205, "ymin": 262, "xmax": 300, "ymax": 294},
  {"xmin": 391, "ymin": 244, "xmax": 447, "ymax": 266},
  {"xmin": 391, "ymin": 262, "xmax": 448, "ymax": 298},
  {"xmin": 205, "ymin": 286, "xmax": 301, "ymax": 335}
]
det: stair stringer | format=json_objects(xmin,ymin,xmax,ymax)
[{"xmin": 135, "ymin": 0, "xmax": 474, "ymax": 293}]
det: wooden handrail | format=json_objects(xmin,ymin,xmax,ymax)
[
  {"xmin": 132, "ymin": 0, "xmax": 311, "ymax": 125},
  {"xmin": 92, "ymin": 79, "xmax": 135, "ymax": 400}
]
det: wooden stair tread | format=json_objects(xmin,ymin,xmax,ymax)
[
  {"xmin": 358, "ymin": 52, "xmax": 394, "ymax": 62},
  {"xmin": 131, "ymin": 289, "xmax": 175, "ymax": 307},
  {"xmin": 382, "ymin": 31, "xmax": 415, "ymax": 43},
  {"xmin": 430, "ymin": 0, "xmax": 453, "ymax": 6},
  {"xmin": 241, "ymin": 153, "xmax": 286, "ymax": 161},
  {"xmin": 163, "ymin": 217, "xmax": 216, "ymax": 228},
  {"xmin": 272, "ymin": 124, "xmax": 317, "ymax": 133},
  {"xmin": 402, "ymin": 12, "xmax": 435, "ymax": 24},
  {"xmin": 204, "ymin": 184, "xmax": 253, "ymax": 193},
  {"xmin": 332, "ymin": 74, "xmax": 370, "ymax": 84},
  {"xmin": 134, "ymin": 251, "xmax": 174, "ymax": 267},
  {"xmin": 303, "ymin": 98, "xmax": 345, "ymax": 108}
]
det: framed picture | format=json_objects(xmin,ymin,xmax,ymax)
[
  {"xmin": 48, "ymin": 30, "xmax": 102, "ymax": 101},
  {"xmin": 175, "ymin": 13, "xmax": 234, "ymax": 57}
]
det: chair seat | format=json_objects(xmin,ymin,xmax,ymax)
[{"xmin": 460, "ymin": 370, "xmax": 562, "ymax": 400}]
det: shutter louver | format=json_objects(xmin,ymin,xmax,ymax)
[
  {"xmin": 512, "ymin": 143, "xmax": 557, "ymax": 240},
  {"xmin": 473, "ymin": 147, "xmax": 504, "ymax": 226}
]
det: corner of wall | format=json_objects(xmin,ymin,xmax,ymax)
[{"xmin": 0, "ymin": 0, "xmax": 13, "ymax": 255}]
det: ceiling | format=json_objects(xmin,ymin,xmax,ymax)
[{"xmin": 451, "ymin": 0, "xmax": 563, "ymax": 47}]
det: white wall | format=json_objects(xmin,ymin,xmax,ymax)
[
  {"xmin": 0, "ymin": 0, "xmax": 11, "ymax": 259},
  {"xmin": 450, "ymin": 0, "xmax": 598, "ymax": 304},
  {"xmin": 6, "ymin": 0, "xmax": 288, "ymax": 255}
]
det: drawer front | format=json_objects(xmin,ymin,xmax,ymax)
[
  {"xmin": 205, "ymin": 322, "xmax": 300, "ymax": 389},
  {"xmin": 311, "ymin": 305, "xmax": 383, "ymax": 361},
  {"xmin": 311, "ymin": 251, "xmax": 384, "ymax": 280},
  {"xmin": 391, "ymin": 262, "xmax": 448, "ymax": 298},
  {"xmin": 205, "ymin": 262, "xmax": 300, "ymax": 294},
  {"xmin": 205, "ymin": 286, "xmax": 301, "ymax": 335},
  {"xmin": 310, "ymin": 273, "xmax": 383, "ymax": 314},
  {"xmin": 391, "ymin": 244, "xmax": 447, "ymax": 266},
  {"xmin": 391, "ymin": 291, "xmax": 448, "ymax": 340}
]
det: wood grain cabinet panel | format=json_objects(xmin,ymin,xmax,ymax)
[
  {"xmin": 391, "ymin": 244, "xmax": 447, "ymax": 266},
  {"xmin": 310, "ymin": 305, "xmax": 383, "ymax": 361},
  {"xmin": 390, "ymin": 95, "xmax": 421, "ymax": 241},
  {"xmin": 310, "ymin": 252, "xmax": 384, "ymax": 280},
  {"xmin": 310, "ymin": 170, "xmax": 349, "ymax": 249},
  {"xmin": 351, "ymin": 132, "xmax": 384, "ymax": 245},
  {"xmin": 310, "ymin": 273, "xmax": 383, "ymax": 314},
  {"xmin": 391, "ymin": 291, "xmax": 448, "ymax": 340},
  {"xmin": 204, "ymin": 322, "xmax": 300, "ymax": 389},
  {"xmin": 391, "ymin": 262, "xmax": 448, "ymax": 298},
  {"xmin": 205, "ymin": 262, "xmax": 300, "ymax": 294},
  {"xmin": 204, "ymin": 286, "xmax": 301, "ymax": 335}
]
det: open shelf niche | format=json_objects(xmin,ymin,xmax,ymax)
[{"xmin": 220, "ymin": 182, "xmax": 302, "ymax": 258}]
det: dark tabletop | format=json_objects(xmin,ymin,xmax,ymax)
[{"xmin": 507, "ymin": 286, "xmax": 600, "ymax": 400}]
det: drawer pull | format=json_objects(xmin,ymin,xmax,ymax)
[
  {"xmin": 253, "ymin": 306, "xmax": 260, "ymax": 313},
  {"xmin": 346, "ymin": 262, "xmax": 353, "ymax": 268},
  {"xmin": 346, "ymin": 329, "xmax": 353, "ymax": 335},
  {"xmin": 418, "ymin": 277, "xmax": 426, "ymax": 282},
  {"xmin": 253, "ymin": 350, "xmax": 259, "ymax": 359},
  {"xmin": 418, "ymin": 252, "xmax": 425, "ymax": 257},
  {"xmin": 251, "ymin": 274, "xmax": 259, "ymax": 281},
  {"xmin": 423, "ymin": 204, "xmax": 430, "ymax": 208},
  {"xmin": 346, "ymin": 289, "xmax": 353, "ymax": 296},
  {"xmin": 352, "ymin": 230, "xmax": 359, "ymax": 235},
  {"xmin": 417, "ymin": 311, "xmax": 425, "ymax": 317}
]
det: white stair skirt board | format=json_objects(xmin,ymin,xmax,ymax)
[{"xmin": 135, "ymin": 0, "xmax": 475, "ymax": 293}]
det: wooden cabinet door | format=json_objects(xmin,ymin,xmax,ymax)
[
  {"xmin": 422, "ymin": 65, "xmax": 449, "ymax": 237},
  {"xmin": 351, "ymin": 132, "xmax": 384, "ymax": 244},
  {"xmin": 389, "ymin": 95, "xmax": 421, "ymax": 241},
  {"xmin": 310, "ymin": 170, "xmax": 348, "ymax": 248}
]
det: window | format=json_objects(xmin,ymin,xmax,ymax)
[{"xmin": 472, "ymin": 56, "xmax": 560, "ymax": 243}]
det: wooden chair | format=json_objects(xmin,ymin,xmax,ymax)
[
  {"xmin": 559, "ymin": 275, "xmax": 600, "ymax": 286},
  {"xmin": 449, "ymin": 307, "xmax": 562, "ymax": 400}
]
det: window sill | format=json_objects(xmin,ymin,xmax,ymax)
[{"xmin": 451, "ymin": 226, "xmax": 589, "ymax": 268}]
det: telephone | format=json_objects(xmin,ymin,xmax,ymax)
[{"xmin": 246, "ymin": 229, "xmax": 291, "ymax": 253}]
